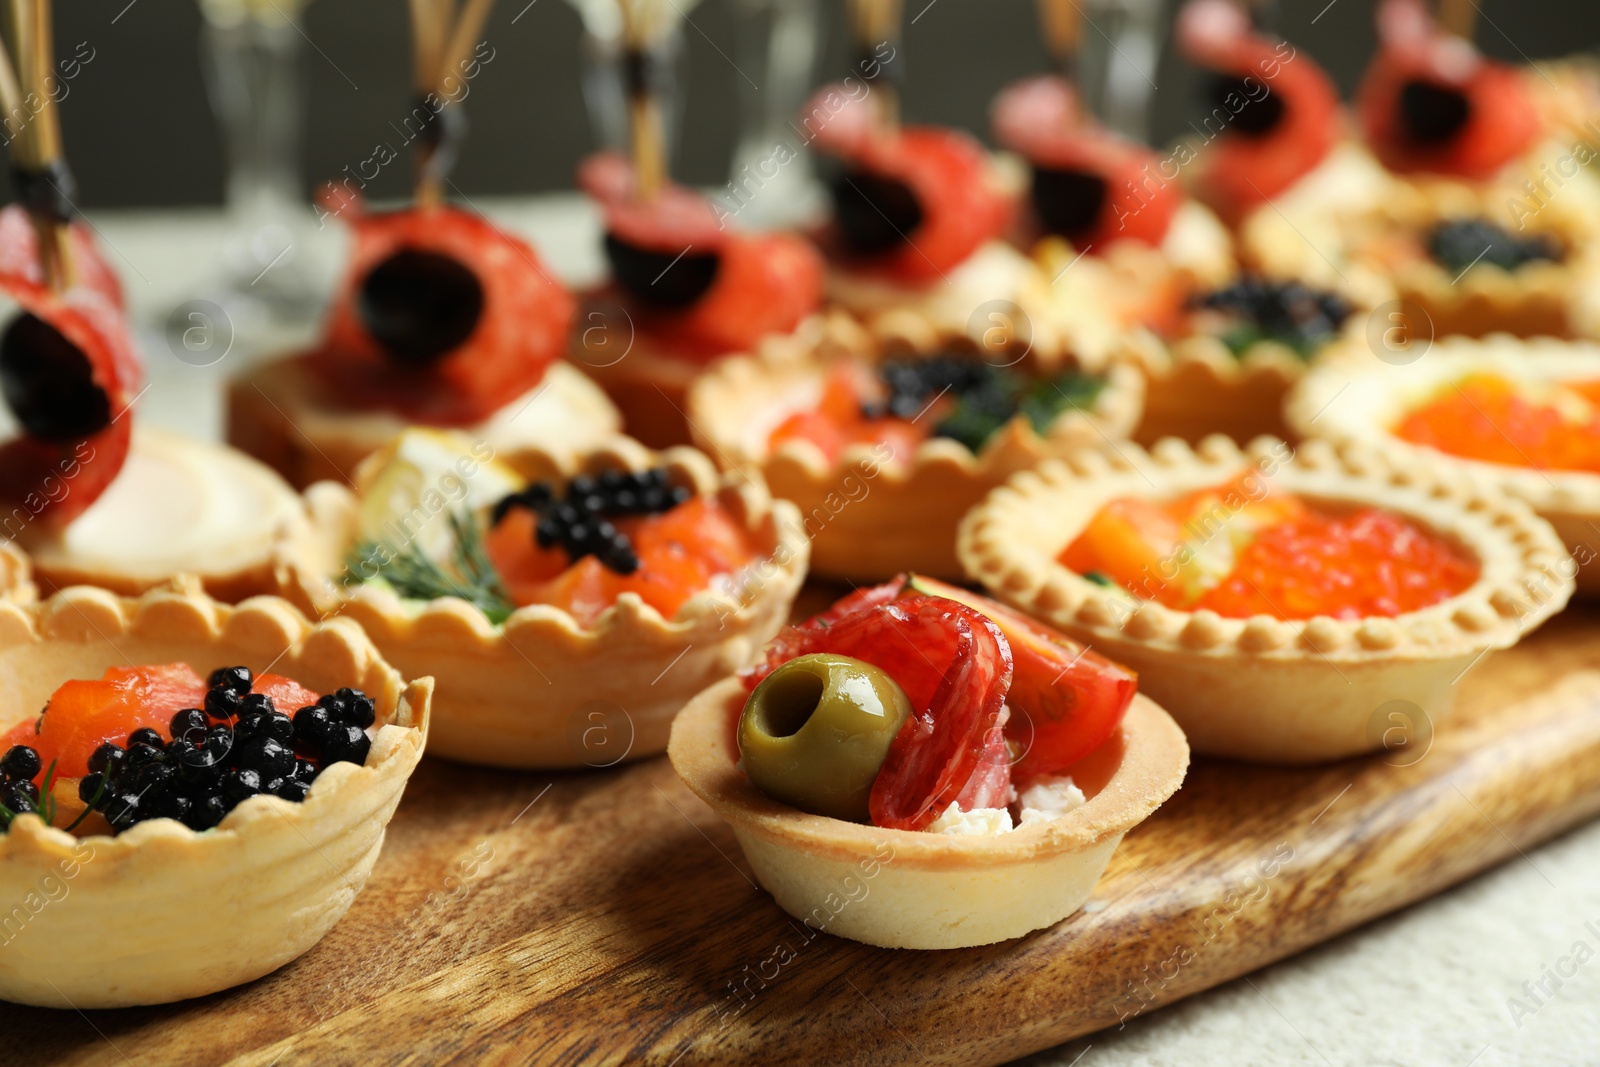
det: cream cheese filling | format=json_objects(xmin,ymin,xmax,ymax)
[{"xmin": 25, "ymin": 426, "xmax": 304, "ymax": 582}]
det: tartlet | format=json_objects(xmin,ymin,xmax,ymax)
[
  {"xmin": 14, "ymin": 425, "xmax": 311, "ymax": 601},
  {"xmin": 279, "ymin": 436, "xmax": 807, "ymax": 768},
  {"xmin": 688, "ymin": 329, "xmax": 1145, "ymax": 582},
  {"xmin": 669, "ymin": 675, "xmax": 1187, "ymax": 949},
  {"xmin": 1287, "ymin": 334, "xmax": 1600, "ymax": 592},
  {"xmin": 228, "ymin": 357, "xmax": 620, "ymax": 490},
  {"xmin": 0, "ymin": 543, "xmax": 35, "ymax": 604},
  {"xmin": 0, "ymin": 581, "xmax": 431, "ymax": 1008},
  {"xmin": 957, "ymin": 435, "xmax": 1573, "ymax": 762}
]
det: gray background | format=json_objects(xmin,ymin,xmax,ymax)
[{"xmin": 21, "ymin": 0, "xmax": 1600, "ymax": 209}]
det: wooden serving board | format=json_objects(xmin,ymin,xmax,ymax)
[{"xmin": 8, "ymin": 597, "xmax": 1600, "ymax": 1066}]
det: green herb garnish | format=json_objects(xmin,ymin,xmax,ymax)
[
  {"xmin": 932, "ymin": 368, "xmax": 1107, "ymax": 452},
  {"xmin": 1083, "ymin": 570, "xmax": 1114, "ymax": 587},
  {"xmin": 347, "ymin": 510, "xmax": 515, "ymax": 624}
]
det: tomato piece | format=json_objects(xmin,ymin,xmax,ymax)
[
  {"xmin": 310, "ymin": 202, "xmax": 574, "ymax": 426},
  {"xmin": 1061, "ymin": 497, "xmax": 1184, "ymax": 596},
  {"xmin": 1176, "ymin": 0, "xmax": 1340, "ymax": 222},
  {"xmin": 903, "ymin": 577, "xmax": 1138, "ymax": 780},
  {"xmin": 747, "ymin": 591, "xmax": 1012, "ymax": 830},
  {"xmin": 1356, "ymin": 0, "xmax": 1540, "ymax": 179},
  {"xmin": 991, "ymin": 76, "xmax": 1181, "ymax": 250},
  {"xmin": 809, "ymin": 88, "xmax": 1012, "ymax": 283}
]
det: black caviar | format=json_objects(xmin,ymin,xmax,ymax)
[
  {"xmin": 492, "ymin": 467, "xmax": 692, "ymax": 576},
  {"xmin": 0, "ymin": 668, "xmax": 375, "ymax": 835},
  {"xmin": 1427, "ymin": 219, "xmax": 1561, "ymax": 276},
  {"xmin": 1192, "ymin": 276, "xmax": 1352, "ymax": 358},
  {"xmin": 863, "ymin": 355, "xmax": 1107, "ymax": 453}
]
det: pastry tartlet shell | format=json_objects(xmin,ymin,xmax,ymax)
[
  {"xmin": 280, "ymin": 437, "xmax": 808, "ymax": 769},
  {"xmin": 688, "ymin": 328, "xmax": 1145, "ymax": 582},
  {"xmin": 1244, "ymin": 170, "xmax": 1600, "ymax": 341},
  {"xmin": 1130, "ymin": 328, "xmax": 1322, "ymax": 446},
  {"xmin": 668, "ymin": 676, "xmax": 1188, "ymax": 950},
  {"xmin": 0, "ymin": 582, "xmax": 431, "ymax": 1008},
  {"xmin": 1287, "ymin": 334, "xmax": 1600, "ymax": 593},
  {"xmin": 958, "ymin": 435, "xmax": 1574, "ymax": 763},
  {"xmin": 0, "ymin": 543, "xmax": 35, "ymax": 603},
  {"xmin": 16, "ymin": 427, "xmax": 309, "ymax": 604},
  {"xmin": 228, "ymin": 357, "xmax": 621, "ymax": 489}
]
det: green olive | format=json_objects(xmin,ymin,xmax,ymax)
[{"xmin": 738, "ymin": 653, "xmax": 912, "ymax": 822}]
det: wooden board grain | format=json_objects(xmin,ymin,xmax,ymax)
[{"xmin": 6, "ymin": 601, "xmax": 1600, "ymax": 1067}]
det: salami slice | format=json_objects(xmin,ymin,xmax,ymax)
[{"xmin": 312, "ymin": 201, "xmax": 574, "ymax": 425}]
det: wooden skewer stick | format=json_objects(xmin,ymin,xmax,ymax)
[
  {"xmin": 411, "ymin": 0, "xmax": 498, "ymax": 208},
  {"xmin": 5, "ymin": 0, "xmax": 73, "ymax": 291},
  {"xmin": 1438, "ymin": 0, "xmax": 1476, "ymax": 41},
  {"xmin": 849, "ymin": 0, "xmax": 902, "ymax": 133},
  {"xmin": 619, "ymin": 0, "xmax": 671, "ymax": 202},
  {"xmin": 1037, "ymin": 0, "xmax": 1081, "ymax": 76}
]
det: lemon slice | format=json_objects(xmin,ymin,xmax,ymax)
[{"xmin": 357, "ymin": 429, "xmax": 523, "ymax": 563}]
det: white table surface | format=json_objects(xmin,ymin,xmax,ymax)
[{"xmin": 83, "ymin": 198, "xmax": 1600, "ymax": 1067}]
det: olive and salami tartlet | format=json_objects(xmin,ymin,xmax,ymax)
[
  {"xmin": 572, "ymin": 153, "xmax": 828, "ymax": 448},
  {"xmin": 0, "ymin": 103, "xmax": 309, "ymax": 602},
  {"xmin": 688, "ymin": 328, "xmax": 1144, "ymax": 581},
  {"xmin": 1174, "ymin": 0, "xmax": 1344, "ymax": 227},
  {"xmin": 958, "ymin": 435, "xmax": 1573, "ymax": 762},
  {"xmin": 669, "ymin": 576, "xmax": 1187, "ymax": 949},
  {"xmin": 0, "ymin": 582, "xmax": 430, "ymax": 1008},
  {"xmin": 1288, "ymin": 334, "xmax": 1600, "ymax": 593},
  {"xmin": 989, "ymin": 74, "xmax": 1237, "ymax": 346},
  {"xmin": 228, "ymin": 1, "xmax": 620, "ymax": 488},
  {"xmin": 279, "ymin": 430, "xmax": 807, "ymax": 768}
]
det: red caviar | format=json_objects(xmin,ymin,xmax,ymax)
[
  {"xmin": 1062, "ymin": 476, "xmax": 1478, "ymax": 620},
  {"xmin": 485, "ymin": 497, "xmax": 757, "ymax": 625},
  {"xmin": 1394, "ymin": 373, "xmax": 1600, "ymax": 473}
]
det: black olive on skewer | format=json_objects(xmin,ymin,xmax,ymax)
[
  {"xmin": 357, "ymin": 249, "xmax": 486, "ymax": 367},
  {"xmin": 0, "ymin": 311, "xmax": 111, "ymax": 441}
]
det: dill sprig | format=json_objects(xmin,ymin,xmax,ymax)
[{"xmin": 346, "ymin": 509, "xmax": 516, "ymax": 625}]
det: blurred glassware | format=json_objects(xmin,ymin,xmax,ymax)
[
  {"xmin": 198, "ymin": 0, "xmax": 324, "ymax": 329},
  {"xmin": 1073, "ymin": 0, "xmax": 1164, "ymax": 143},
  {"xmin": 565, "ymin": 0, "xmax": 700, "ymax": 167},
  {"xmin": 726, "ymin": 0, "xmax": 822, "ymax": 228}
]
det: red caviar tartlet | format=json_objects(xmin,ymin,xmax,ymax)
[
  {"xmin": 1288, "ymin": 334, "xmax": 1600, "ymax": 592},
  {"xmin": 958, "ymin": 435, "xmax": 1571, "ymax": 762}
]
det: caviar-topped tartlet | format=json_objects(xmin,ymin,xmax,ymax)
[
  {"xmin": 688, "ymin": 327, "xmax": 1144, "ymax": 581},
  {"xmin": 959, "ymin": 435, "xmax": 1572, "ymax": 762},
  {"xmin": 229, "ymin": 0, "xmax": 619, "ymax": 488},
  {"xmin": 668, "ymin": 575, "xmax": 1187, "ymax": 949},
  {"xmin": 1131, "ymin": 273, "xmax": 1356, "ymax": 445},
  {"xmin": 1245, "ymin": 0, "xmax": 1600, "ymax": 338},
  {"xmin": 1288, "ymin": 335, "xmax": 1600, "ymax": 592},
  {"xmin": 280, "ymin": 429, "xmax": 806, "ymax": 767},
  {"xmin": 0, "ymin": 581, "xmax": 430, "ymax": 1007},
  {"xmin": 0, "ymin": 11, "xmax": 308, "ymax": 600}
]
